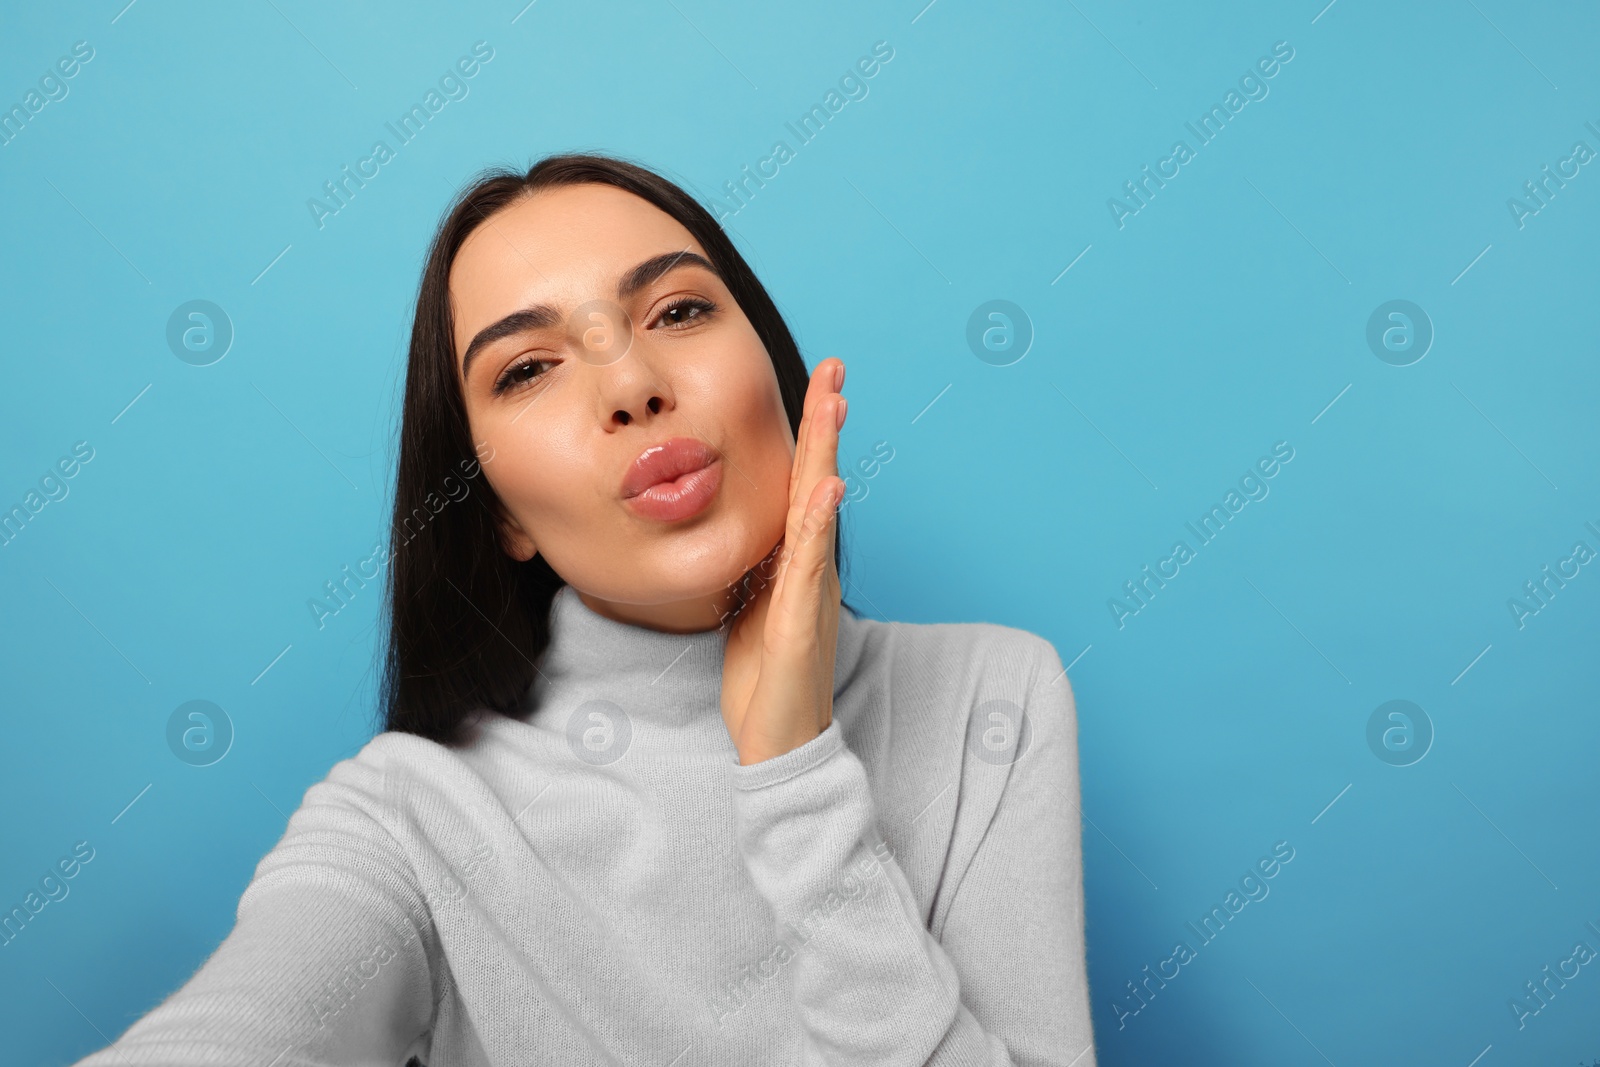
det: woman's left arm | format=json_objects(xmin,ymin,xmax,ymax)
[
  {"xmin": 719, "ymin": 356, "xmax": 1095, "ymax": 1063},
  {"xmin": 729, "ymin": 639, "xmax": 1098, "ymax": 1067}
]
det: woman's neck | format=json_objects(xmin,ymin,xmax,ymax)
[{"xmin": 573, "ymin": 585, "xmax": 741, "ymax": 636}]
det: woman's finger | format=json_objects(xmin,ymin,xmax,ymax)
[
  {"xmin": 802, "ymin": 378, "xmax": 844, "ymax": 544},
  {"xmin": 789, "ymin": 360, "xmax": 843, "ymax": 525},
  {"xmin": 771, "ymin": 473, "xmax": 845, "ymax": 629},
  {"xmin": 790, "ymin": 358, "xmax": 841, "ymax": 509},
  {"xmin": 788, "ymin": 362, "xmax": 825, "ymax": 503},
  {"xmin": 783, "ymin": 406, "xmax": 841, "ymax": 573},
  {"xmin": 800, "ymin": 476, "xmax": 843, "ymax": 550}
]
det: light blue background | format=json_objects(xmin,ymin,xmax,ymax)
[{"xmin": 3, "ymin": 1, "xmax": 1597, "ymax": 1064}]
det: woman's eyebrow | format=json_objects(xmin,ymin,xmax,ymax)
[
  {"xmin": 618, "ymin": 249, "xmax": 718, "ymax": 302},
  {"xmin": 460, "ymin": 250, "xmax": 719, "ymax": 376}
]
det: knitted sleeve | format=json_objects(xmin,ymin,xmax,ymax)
[
  {"xmin": 729, "ymin": 636, "xmax": 1097, "ymax": 1067},
  {"xmin": 68, "ymin": 758, "xmax": 439, "ymax": 1066}
]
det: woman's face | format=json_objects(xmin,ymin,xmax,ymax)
[{"xmin": 448, "ymin": 182, "xmax": 795, "ymax": 633}]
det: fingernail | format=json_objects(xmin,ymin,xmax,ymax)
[
  {"xmin": 834, "ymin": 361, "xmax": 845, "ymax": 391},
  {"xmin": 835, "ymin": 396, "xmax": 847, "ymax": 431}
]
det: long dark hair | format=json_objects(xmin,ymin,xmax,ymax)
[{"xmin": 378, "ymin": 151, "xmax": 857, "ymax": 745}]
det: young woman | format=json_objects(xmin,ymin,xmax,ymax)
[{"xmin": 71, "ymin": 153, "xmax": 1097, "ymax": 1066}]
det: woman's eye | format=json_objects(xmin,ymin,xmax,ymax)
[
  {"xmin": 492, "ymin": 357, "xmax": 550, "ymax": 396},
  {"xmin": 653, "ymin": 297, "xmax": 716, "ymax": 330},
  {"xmin": 491, "ymin": 301, "xmax": 713, "ymax": 395}
]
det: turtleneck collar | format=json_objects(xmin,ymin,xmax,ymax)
[
  {"xmin": 518, "ymin": 583, "xmax": 868, "ymax": 739},
  {"xmin": 538, "ymin": 584, "xmax": 730, "ymax": 704}
]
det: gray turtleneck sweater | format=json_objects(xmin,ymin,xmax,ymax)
[{"xmin": 70, "ymin": 585, "xmax": 1097, "ymax": 1066}]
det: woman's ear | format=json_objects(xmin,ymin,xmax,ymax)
[{"xmin": 498, "ymin": 513, "xmax": 538, "ymax": 562}]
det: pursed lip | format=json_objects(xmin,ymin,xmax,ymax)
[{"xmin": 619, "ymin": 436, "xmax": 720, "ymax": 499}]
